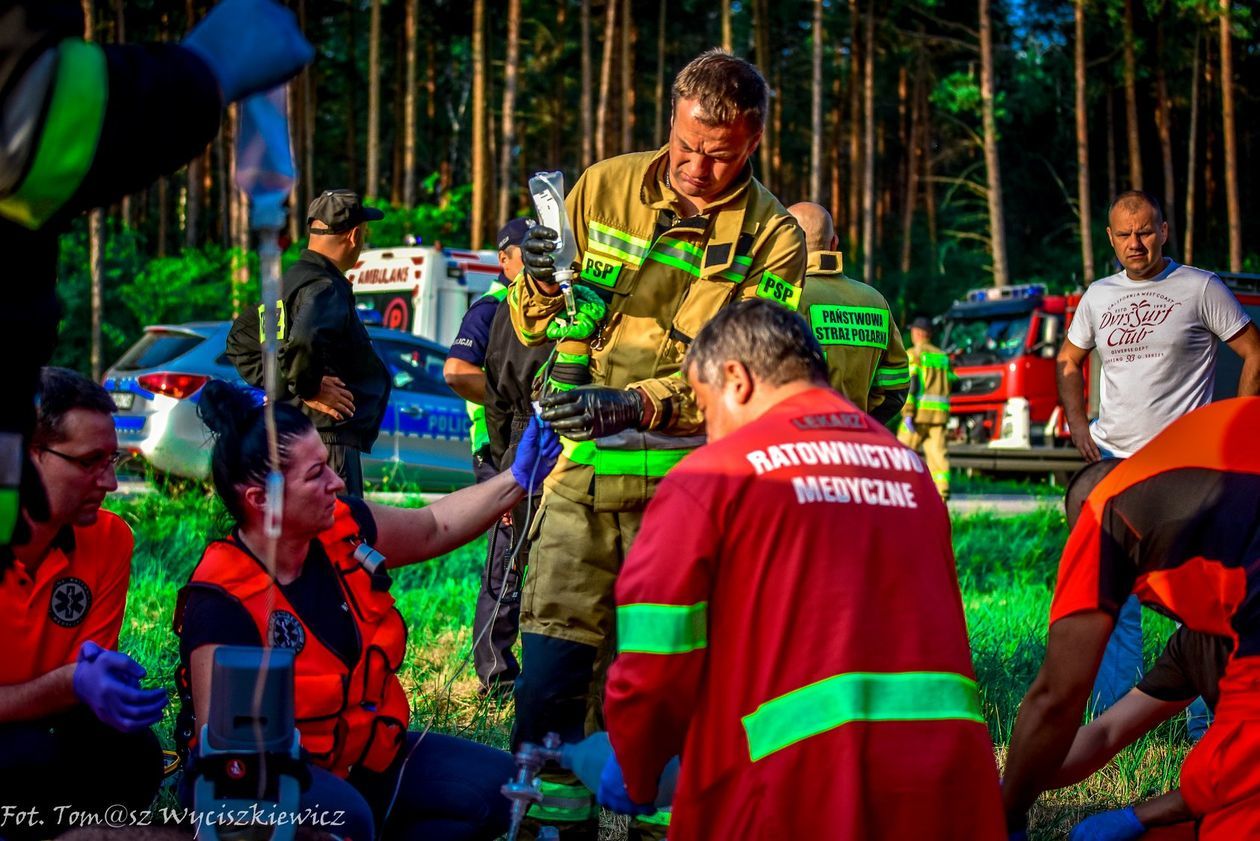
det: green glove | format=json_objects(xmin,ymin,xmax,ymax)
[{"xmin": 545, "ymin": 285, "xmax": 607, "ymax": 342}]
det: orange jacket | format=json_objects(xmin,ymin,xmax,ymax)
[{"xmin": 176, "ymin": 502, "xmax": 409, "ymax": 777}]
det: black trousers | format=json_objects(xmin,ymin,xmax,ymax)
[
  {"xmin": 0, "ymin": 706, "xmax": 163, "ymax": 840},
  {"xmin": 472, "ymin": 454, "xmax": 521, "ymax": 690},
  {"xmin": 326, "ymin": 443, "xmax": 365, "ymax": 498}
]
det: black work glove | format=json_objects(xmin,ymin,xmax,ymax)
[
  {"xmin": 521, "ymin": 224, "xmax": 560, "ymax": 286},
  {"xmin": 538, "ymin": 387, "xmax": 645, "ymax": 442}
]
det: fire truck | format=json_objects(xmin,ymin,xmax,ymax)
[{"xmin": 941, "ymin": 274, "xmax": 1260, "ymax": 476}]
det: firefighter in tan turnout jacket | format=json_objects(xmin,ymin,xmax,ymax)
[
  {"xmin": 789, "ymin": 202, "xmax": 909, "ymax": 423},
  {"xmin": 899, "ymin": 317, "xmax": 955, "ymax": 498},
  {"xmin": 508, "ymin": 49, "xmax": 806, "ymax": 837}
]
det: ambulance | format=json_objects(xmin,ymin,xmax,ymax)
[{"xmin": 345, "ymin": 245, "xmax": 502, "ymax": 346}]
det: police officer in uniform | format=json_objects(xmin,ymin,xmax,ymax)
[{"xmin": 227, "ymin": 190, "xmax": 390, "ymax": 498}]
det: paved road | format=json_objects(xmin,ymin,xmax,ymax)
[
  {"xmin": 118, "ymin": 478, "xmax": 1053, "ymax": 517},
  {"xmin": 114, "ymin": 477, "xmax": 445, "ymax": 506},
  {"xmin": 948, "ymin": 494, "xmax": 1058, "ymax": 517}
]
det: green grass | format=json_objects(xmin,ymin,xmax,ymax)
[{"xmin": 105, "ymin": 489, "xmax": 1190, "ymax": 840}]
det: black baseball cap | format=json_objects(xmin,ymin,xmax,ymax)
[
  {"xmin": 497, "ymin": 217, "xmax": 532, "ymax": 251},
  {"xmin": 909, "ymin": 316, "xmax": 934, "ymax": 331},
  {"xmin": 307, "ymin": 189, "xmax": 385, "ymax": 234}
]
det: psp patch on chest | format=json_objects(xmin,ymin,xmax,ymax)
[
  {"xmin": 49, "ymin": 577, "xmax": 92, "ymax": 627},
  {"xmin": 791, "ymin": 411, "xmax": 870, "ymax": 431},
  {"xmin": 268, "ymin": 609, "xmax": 306, "ymax": 652}
]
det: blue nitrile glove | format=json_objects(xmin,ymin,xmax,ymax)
[
  {"xmin": 183, "ymin": 0, "xmax": 314, "ymax": 103},
  {"xmin": 1069, "ymin": 806, "xmax": 1145, "ymax": 841},
  {"xmin": 903, "ymin": 415, "xmax": 916, "ymax": 435},
  {"xmin": 597, "ymin": 753, "xmax": 657, "ymax": 817},
  {"xmin": 510, "ymin": 416, "xmax": 562, "ymax": 491},
  {"xmin": 72, "ymin": 641, "xmax": 169, "ymax": 733}
]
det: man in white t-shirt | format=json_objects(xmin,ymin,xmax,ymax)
[
  {"xmin": 1059, "ymin": 190, "xmax": 1259, "ymax": 462},
  {"xmin": 1056, "ymin": 189, "xmax": 1260, "ymax": 716}
]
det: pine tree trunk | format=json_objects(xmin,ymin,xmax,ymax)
[
  {"xmin": 809, "ymin": 0, "xmax": 824, "ymax": 201},
  {"xmin": 1218, "ymin": 0, "xmax": 1241, "ymax": 271},
  {"xmin": 287, "ymin": 81, "xmax": 300, "ymax": 245},
  {"xmin": 620, "ymin": 0, "xmax": 634, "ymax": 154},
  {"xmin": 847, "ymin": 0, "xmax": 861, "ymax": 255},
  {"xmin": 1154, "ymin": 63, "xmax": 1176, "ymax": 249},
  {"xmin": 653, "ymin": 0, "xmax": 665, "ymax": 145},
  {"xmin": 1184, "ymin": 32, "xmax": 1200, "ymax": 264},
  {"xmin": 498, "ymin": 0, "xmax": 521, "ymax": 223},
  {"xmin": 753, "ymin": 0, "xmax": 773, "ymax": 185},
  {"xmin": 83, "ymin": 0, "xmax": 105, "ymax": 378},
  {"xmin": 979, "ymin": 0, "xmax": 1009, "ymax": 286},
  {"xmin": 1074, "ymin": 0, "xmax": 1095, "ymax": 283},
  {"xmin": 391, "ymin": 24, "xmax": 404, "ymax": 205},
  {"xmin": 300, "ymin": 0, "xmax": 314, "ymax": 215},
  {"xmin": 861, "ymin": 0, "xmax": 875, "ymax": 283},
  {"xmin": 581, "ymin": 0, "xmax": 594, "ymax": 168},
  {"xmin": 471, "ymin": 0, "xmax": 487, "ymax": 247},
  {"xmin": 924, "ymin": 96, "xmax": 938, "ymax": 274},
  {"xmin": 1105, "ymin": 90, "xmax": 1117, "ymax": 200},
  {"xmin": 403, "ymin": 0, "xmax": 418, "ymax": 207},
  {"xmin": 721, "ymin": 0, "xmax": 733, "ymax": 52},
  {"xmin": 829, "ymin": 53, "xmax": 843, "ymax": 229},
  {"xmin": 1122, "ymin": 0, "xmax": 1142, "ymax": 190},
  {"xmin": 343, "ymin": 6, "xmax": 359, "ymax": 193},
  {"xmin": 900, "ymin": 64, "xmax": 922, "ymax": 275},
  {"xmin": 595, "ymin": 0, "xmax": 617, "ymax": 161},
  {"xmin": 186, "ymin": 151, "xmax": 202, "ymax": 248},
  {"xmin": 367, "ymin": 0, "xmax": 381, "ymax": 200}
]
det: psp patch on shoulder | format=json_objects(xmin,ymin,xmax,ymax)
[
  {"xmin": 580, "ymin": 253, "xmax": 623, "ymax": 287},
  {"xmin": 49, "ymin": 577, "xmax": 92, "ymax": 627},
  {"xmin": 791, "ymin": 411, "xmax": 870, "ymax": 432},
  {"xmin": 268, "ymin": 609, "xmax": 306, "ymax": 652}
]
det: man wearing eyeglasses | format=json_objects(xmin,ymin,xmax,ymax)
[{"xmin": 0, "ymin": 367, "xmax": 166, "ymax": 838}]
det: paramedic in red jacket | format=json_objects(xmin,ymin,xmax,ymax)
[{"xmin": 599, "ymin": 299, "xmax": 1006, "ymax": 841}]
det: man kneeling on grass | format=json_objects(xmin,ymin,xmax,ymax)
[
  {"xmin": 595, "ymin": 300, "xmax": 1005, "ymax": 840},
  {"xmin": 1002, "ymin": 397, "xmax": 1260, "ymax": 841},
  {"xmin": 0, "ymin": 368, "xmax": 166, "ymax": 840}
]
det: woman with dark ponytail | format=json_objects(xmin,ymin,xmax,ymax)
[{"xmin": 174, "ymin": 380, "xmax": 561, "ymax": 841}]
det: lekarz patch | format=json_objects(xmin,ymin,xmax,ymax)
[
  {"xmin": 580, "ymin": 253, "xmax": 623, "ymax": 287},
  {"xmin": 791, "ymin": 412, "xmax": 870, "ymax": 431}
]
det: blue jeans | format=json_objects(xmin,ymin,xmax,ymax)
[
  {"xmin": 181, "ymin": 731, "xmax": 515, "ymax": 841},
  {"xmin": 1186, "ymin": 696, "xmax": 1212, "ymax": 741},
  {"xmin": 1091, "ymin": 595, "xmax": 1143, "ymax": 714}
]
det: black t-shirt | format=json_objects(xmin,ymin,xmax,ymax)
[
  {"xmin": 484, "ymin": 298, "xmax": 554, "ymax": 469},
  {"xmin": 178, "ymin": 496, "xmax": 378, "ymax": 670},
  {"xmin": 1136, "ymin": 626, "xmax": 1232, "ymax": 712}
]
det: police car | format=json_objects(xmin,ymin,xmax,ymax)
[{"xmin": 104, "ymin": 322, "xmax": 473, "ymax": 490}]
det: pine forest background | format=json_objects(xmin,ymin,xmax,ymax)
[{"xmin": 64, "ymin": 0, "xmax": 1259, "ymax": 378}]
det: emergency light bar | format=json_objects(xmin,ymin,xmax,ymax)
[{"xmin": 963, "ymin": 283, "xmax": 1047, "ymax": 303}]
